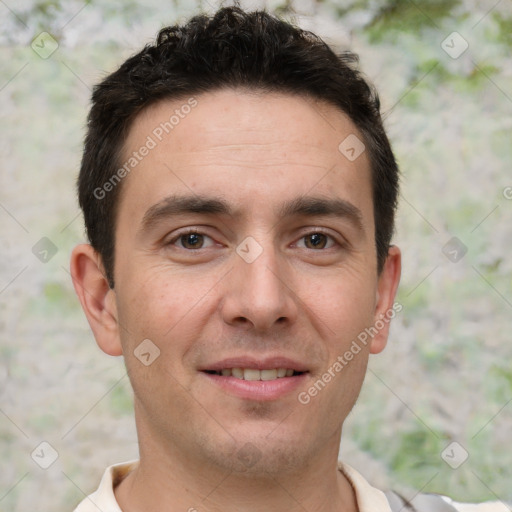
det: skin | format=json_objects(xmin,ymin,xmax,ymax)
[{"xmin": 71, "ymin": 88, "xmax": 401, "ymax": 512}]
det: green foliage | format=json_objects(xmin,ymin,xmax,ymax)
[
  {"xmin": 16, "ymin": 1, "xmax": 66, "ymax": 35},
  {"xmin": 99, "ymin": 0, "xmax": 154, "ymax": 25},
  {"xmin": 416, "ymin": 341, "xmax": 448, "ymax": 370},
  {"xmin": 487, "ymin": 365, "xmax": 512, "ymax": 404},
  {"xmin": 365, "ymin": 0, "xmax": 461, "ymax": 43},
  {"xmin": 391, "ymin": 427, "xmax": 445, "ymax": 471},
  {"xmin": 29, "ymin": 412, "xmax": 57, "ymax": 431},
  {"xmin": 414, "ymin": 59, "xmax": 499, "ymax": 94},
  {"xmin": 492, "ymin": 12, "xmax": 512, "ymax": 48},
  {"xmin": 31, "ymin": 0, "xmax": 63, "ymax": 17},
  {"xmin": 36, "ymin": 281, "xmax": 79, "ymax": 315},
  {"xmin": 43, "ymin": 281, "xmax": 69, "ymax": 303},
  {"xmin": 397, "ymin": 291, "xmax": 428, "ymax": 327}
]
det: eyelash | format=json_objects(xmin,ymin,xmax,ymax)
[{"xmin": 167, "ymin": 228, "xmax": 342, "ymax": 251}]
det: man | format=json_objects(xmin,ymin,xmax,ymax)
[{"xmin": 70, "ymin": 6, "xmax": 508, "ymax": 512}]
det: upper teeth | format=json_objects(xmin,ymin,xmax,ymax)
[{"xmin": 217, "ymin": 368, "xmax": 296, "ymax": 380}]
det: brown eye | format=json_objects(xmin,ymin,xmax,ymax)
[
  {"xmin": 180, "ymin": 232, "xmax": 204, "ymax": 249},
  {"xmin": 302, "ymin": 233, "xmax": 332, "ymax": 250},
  {"xmin": 168, "ymin": 230, "xmax": 215, "ymax": 250}
]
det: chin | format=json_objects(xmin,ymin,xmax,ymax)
[{"xmin": 198, "ymin": 425, "xmax": 315, "ymax": 477}]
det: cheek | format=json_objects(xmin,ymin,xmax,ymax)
[
  {"xmin": 307, "ymin": 268, "xmax": 377, "ymax": 344},
  {"xmin": 115, "ymin": 266, "xmax": 221, "ymax": 358},
  {"xmin": 116, "ymin": 277, "xmax": 174, "ymax": 343}
]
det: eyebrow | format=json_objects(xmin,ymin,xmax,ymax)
[
  {"xmin": 277, "ymin": 196, "xmax": 364, "ymax": 231},
  {"xmin": 141, "ymin": 195, "xmax": 232, "ymax": 233},
  {"xmin": 140, "ymin": 194, "xmax": 364, "ymax": 233}
]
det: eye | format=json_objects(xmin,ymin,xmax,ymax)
[
  {"xmin": 168, "ymin": 230, "xmax": 216, "ymax": 250},
  {"xmin": 296, "ymin": 231, "xmax": 337, "ymax": 250}
]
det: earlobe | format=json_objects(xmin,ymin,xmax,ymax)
[
  {"xmin": 369, "ymin": 245, "xmax": 402, "ymax": 355},
  {"xmin": 70, "ymin": 244, "xmax": 123, "ymax": 356}
]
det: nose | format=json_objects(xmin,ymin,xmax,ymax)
[{"xmin": 219, "ymin": 239, "xmax": 299, "ymax": 332}]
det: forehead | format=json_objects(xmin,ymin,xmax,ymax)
[
  {"xmin": 128, "ymin": 88, "xmax": 363, "ymax": 159},
  {"xmin": 117, "ymin": 88, "xmax": 373, "ymax": 227}
]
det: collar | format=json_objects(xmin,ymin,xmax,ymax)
[{"xmin": 74, "ymin": 459, "xmax": 391, "ymax": 512}]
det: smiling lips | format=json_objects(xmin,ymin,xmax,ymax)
[
  {"xmin": 201, "ymin": 356, "xmax": 308, "ymax": 379},
  {"xmin": 206, "ymin": 367, "xmax": 299, "ymax": 380},
  {"xmin": 200, "ymin": 357, "xmax": 309, "ymax": 400}
]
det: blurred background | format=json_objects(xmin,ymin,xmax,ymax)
[{"xmin": 1, "ymin": 0, "xmax": 511, "ymax": 510}]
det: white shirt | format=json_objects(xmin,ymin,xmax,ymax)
[{"xmin": 72, "ymin": 460, "xmax": 509, "ymax": 512}]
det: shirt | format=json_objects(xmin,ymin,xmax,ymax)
[{"xmin": 72, "ymin": 460, "xmax": 509, "ymax": 512}]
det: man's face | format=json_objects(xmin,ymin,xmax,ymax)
[{"xmin": 104, "ymin": 89, "xmax": 397, "ymax": 473}]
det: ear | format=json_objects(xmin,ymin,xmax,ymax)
[
  {"xmin": 369, "ymin": 245, "xmax": 402, "ymax": 355},
  {"xmin": 70, "ymin": 244, "xmax": 122, "ymax": 356}
]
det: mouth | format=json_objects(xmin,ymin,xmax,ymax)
[
  {"xmin": 202, "ymin": 368, "xmax": 305, "ymax": 380},
  {"xmin": 199, "ymin": 357, "xmax": 309, "ymax": 401}
]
